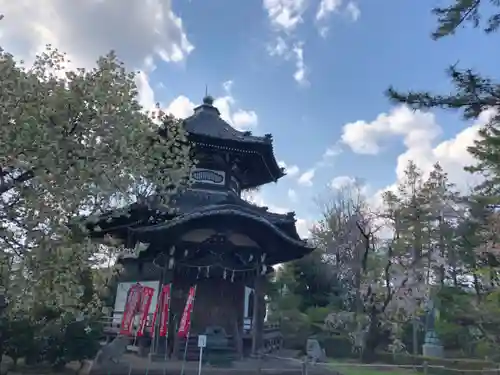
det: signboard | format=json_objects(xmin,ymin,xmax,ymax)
[
  {"xmin": 114, "ymin": 281, "xmax": 160, "ymax": 313},
  {"xmin": 113, "ymin": 281, "xmax": 160, "ymax": 326},
  {"xmin": 119, "ymin": 283, "xmax": 142, "ymax": 335},
  {"xmin": 198, "ymin": 334, "xmax": 207, "ymax": 348},
  {"xmin": 191, "ymin": 168, "xmax": 225, "ymax": 186},
  {"xmin": 197, "ymin": 334, "xmax": 206, "ymax": 375}
]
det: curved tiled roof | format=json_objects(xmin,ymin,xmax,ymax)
[
  {"xmin": 179, "ymin": 97, "xmax": 285, "ymax": 188},
  {"xmin": 142, "ymin": 204, "xmax": 309, "ymax": 246},
  {"xmin": 184, "ymin": 101, "xmax": 269, "ymax": 144},
  {"xmin": 84, "ymin": 189, "xmax": 304, "ymax": 241},
  {"xmin": 132, "ymin": 204, "xmax": 313, "ymax": 264}
]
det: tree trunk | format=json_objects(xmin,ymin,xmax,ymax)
[
  {"xmin": 412, "ymin": 319, "xmax": 419, "ymax": 355},
  {"xmin": 0, "ymin": 293, "xmax": 7, "ymax": 367},
  {"xmin": 361, "ymin": 315, "xmax": 379, "ymax": 363}
]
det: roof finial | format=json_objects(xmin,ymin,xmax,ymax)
[{"xmin": 203, "ymin": 84, "xmax": 214, "ymax": 106}]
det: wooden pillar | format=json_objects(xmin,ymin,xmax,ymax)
[
  {"xmin": 251, "ymin": 274, "xmax": 264, "ymax": 355},
  {"xmin": 234, "ymin": 320, "xmax": 243, "ymax": 359}
]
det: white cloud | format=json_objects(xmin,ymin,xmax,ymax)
[
  {"xmin": 135, "ymin": 71, "xmax": 156, "ymax": 110},
  {"xmin": 296, "ymin": 218, "xmax": 312, "ymax": 238},
  {"xmin": 242, "ymin": 190, "xmax": 290, "ymax": 215},
  {"xmin": 292, "ymin": 43, "xmax": 307, "ymax": 85},
  {"xmin": 341, "ymin": 105, "xmax": 441, "ymax": 155},
  {"xmin": 166, "ymin": 95, "xmax": 196, "ymax": 119},
  {"xmin": 323, "ymin": 143, "xmax": 343, "ymax": 158},
  {"xmin": 268, "ymin": 36, "xmax": 289, "ymax": 57},
  {"xmin": 162, "ymin": 84, "xmax": 259, "ymax": 132},
  {"xmin": 330, "ymin": 175, "xmax": 371, "ymax": 197},
  {"xmin": 315, "ymin": 0, "xmax": 360, "ymax": 37},
  {"xmin": 288, "ymin": 188, "xmax": 298, "ymax": 202},
  {"xmin": 223, "ymin": 80, "xmax": 234, "ymax": 93},
  {"xmin": 263, "ymin": 0, "xmax": 309, "ymax": 85},
  {"xmin": 393, "ymin": 109, "xmax": 494, "ymax": 192},
  {"xmin": 263, "ymin": 0, "xmax": 308, "ymax": 31},
  {"xmin": 346, "ymin": 2, "xmax": 361, "ymax": 21},
  {"xmin": 298, "ymin": 169, "xmax": 316, "ymax": 186},
  {"xmin": 268, "ymin": 37, "xmax": 308, "ymax": 85},
  {"xmin": 278, "ymin": 161, "xmax": 300, "ymax": 177},
  {"xmin": 359, "ymin": 108, "xmax": 496, "ymax": 211},
  {"xmin": 396, "ymin": 111, "xmax": 493, "ymax": 189},
  {"xmin": 232, "ymin": 110, "xmax": 259, "ymax": 131},
  {"xmin": 316, "ymin": 0, "xmax": 342, "ymax": 21},
  {"xmin": 330, "ymin": 175, "xmax": 356, "ymax": 189},
  {"xmin": 0, "ymin": 0, "xmax": 194, "ymax": 70}
]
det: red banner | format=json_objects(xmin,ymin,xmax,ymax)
[
  {"xmin": 159, "ymin": 284, "xmax": 172, "ymax": 337},
  {"xmin": 150, "ymin": 284, "xmax": 172, "ymax": 337},
  {"xmin": 177, "ymin": 286, "xmax": 196, "ymax": 339},
  {"xmin": 120, "ymin": 283, "xmax": 143, "ymax": 336},
  {"xmin": 137, "ymin": 286, "xmax": 155, "ymax": 336},
  {"xmin": 150, "ymin": 288, "xmax": 162, "ymax": 336}
]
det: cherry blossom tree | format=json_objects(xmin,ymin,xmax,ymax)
[
  {"xmin": 0, "ymin": 41, "xmax": 193, "ymax": 314},
  {"xmin": 321, "ymin": 163, "xmax": 457, "ymax": 360}
]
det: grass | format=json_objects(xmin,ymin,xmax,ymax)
[{"xmin": 328, "ymin": 360, "xmax": 417, "ymax": 375}]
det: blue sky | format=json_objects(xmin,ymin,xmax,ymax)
[
  {"xmin": 1, "ymin": 0, "xmax": 495, "ymax": 237},
  {"xmin": 147, "ymin": 0, "xmax": 495, "ymax": 235}
]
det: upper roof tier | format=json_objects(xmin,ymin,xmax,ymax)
[{"xmin": 173, "ymin": 96, "xmax": 285, "ymax": 189}]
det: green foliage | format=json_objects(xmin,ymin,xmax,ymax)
[
  {"xmin": 1, "ymin": 311, "xmax": 102, "ymax": 370},
  {"xmin": 2, "ymin": 316, "xmax": 36, "ymax": 367},
  {"xmin": 387, "ymin": 1, "xmax": 500, "ymax": 198},
  {"xmin": 42, "ymin": 318, "xmax": 102, "ymax": 370},
  {"xmin": 321, "ymin": 336, "xmax": 355, "ymax": 359},
  {"xmin": 278, "ymin": 309, "xmax": 311, "ymax": 350},
  {"xmin": 431, "ymin": 0, "xmax": 500, "ymax": 39},
  {"xmin": 0, "ymin": 41, "xmax": 179, "ymax": 370},
  {"xmin": 0, "ymin": 42, "xmax": 193, "ymax": 315},
  {"xmin": 275, "ymin": 250, "xmax": 345, "ymax": 311}
]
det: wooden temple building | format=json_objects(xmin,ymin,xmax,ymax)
[{"xmin": 86, "ymin": 96, "xmax": 314, "ymax": 359}]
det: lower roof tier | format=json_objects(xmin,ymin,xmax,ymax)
[{"xmin": 83, "ymin": 189, "xmax": 314, "ymax": 265}]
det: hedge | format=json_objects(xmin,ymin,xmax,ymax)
[
  {"xmin": 320, "ymin": 336, "xmax": 355, "ymax": 359},
  {"xmin": 376, "ymin": 352, "xmax": 499, "ymax": 375}
]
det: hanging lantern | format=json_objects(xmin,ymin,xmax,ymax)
[
  {"xmin": 206, "ymin": 266, "xmax": 210, "ymax": 278},
  {"xmin": 169, "ymin": 246, "xmax": 176, "ymax": 256},
  {"xmin": 248, "ymin": 254, "xmax": 253, "ymax": 262},
  {"xmin": 261, "ymin": 264, "xmax": 267, "ymax": 275},
  {"xmin": 184, "ymin": 249, "xmax": 188, "ymax": 257},
  {"xmin": 231, "ymin": 270, "xmax": 235, "ymax": 282}
]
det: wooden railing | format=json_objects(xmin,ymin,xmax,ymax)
[
  {"xmin": 99, "ymin": 314, "xmax": 155, "ymax": 334},
  {"xmin": 101, "ymin": 315, "xmax": 281, "ymax": 334},
  {"xmin": 99, "ymin": 314, "xmax": 282, "ymax": 355}
]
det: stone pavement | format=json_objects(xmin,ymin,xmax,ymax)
[{"xmin": 87, "ymin": 353, "xmax": 339, "ymax": 375}]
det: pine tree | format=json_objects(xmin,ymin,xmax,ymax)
[{"xmin": 386, "ymin": 1, "xmax": 500, "ymax": 197}]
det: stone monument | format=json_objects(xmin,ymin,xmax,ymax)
[
  {"xmin": 422, "ymin": 299, "xmax": 444, "ymax": 358},
  {"xmin": 306, "ymin": 338, "xmax": 326, "ymax": 364}
]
